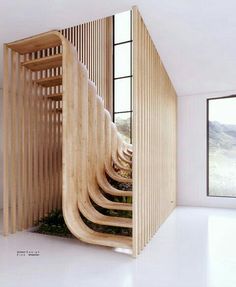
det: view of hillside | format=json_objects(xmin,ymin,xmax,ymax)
[
  {"xmin": 209, "ymin": 121, "xmax": 236, "ymax": 197},
  {"xmin": 115, "ymin": 115, "xmax": 131, "ymax": 143}
]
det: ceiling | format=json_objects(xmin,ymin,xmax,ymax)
[{"xmin": 1, "ymin": 0, "xmax": 236, "ymax": 96}]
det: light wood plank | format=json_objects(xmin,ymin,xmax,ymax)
[
  {"xmin": 3, "ymin": 44, "xmax": 9, "ymax": 236},
  {"xmin": 22, "ymin": 54, "xmax": 62, "ymax": 71},
  {"xmin": 7, "ymin": 33, "xmax": 61, "ymax": 54},
  {"xmin": 35, "ymin": 75, "xmax": 62, "ymax": 87}
]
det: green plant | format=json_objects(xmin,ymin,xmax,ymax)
[{"xmin": 34, "ymin": 209, "xmax": 73, "ymax": 238}]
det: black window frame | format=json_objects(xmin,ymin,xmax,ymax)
[
  {"xmin": 112, "ymin": 10, "xmax": 133, "ymax": 143},
  {"xmin": 207, "ymin": 94, "xmax": 236, "ymax": 198}
]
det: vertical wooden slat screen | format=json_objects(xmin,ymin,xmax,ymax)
[
  {"xmin": 3, "ymin": 17, "xmax": 113, "ymax": 236},
  {"xmin": 132, "ymin": 7, "xmax": 177, "ymax": 256},
  {"xmin": 3, "ymin": 45, "xmax": 63, "ymax": 235},
  {"xmin": 60, "ymin": 16, "xmax": 113, "ymax": 113}
]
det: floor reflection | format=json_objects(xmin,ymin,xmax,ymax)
[{"xmin": 208, "ymin": 213, "xmax": 236, "ymax": 287}]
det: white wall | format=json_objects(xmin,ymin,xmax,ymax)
[
  {"xmin": 177, "ymin": 89, "xmax": 236, "ymax": 209},
  {"xmin": 0, "ymin": 89, "xmax": 2, "ymax": 209}
]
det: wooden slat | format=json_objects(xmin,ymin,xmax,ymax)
[
  {"xmin": 22, "ymin": 53, "xmax": 29, "ymax": 228},
  {"xmin": 10, "ymin": 51, "xmax": 17, "ymax": 232},
  {"xmin": 38, "ymin": 52, "xmax": 44, "ymax": 219},
  {"xmin": 52, "ymin": 95, "xmax": 57, "ymax": 210},
  {"xmin": 48, "ymin": 86, "xmax": 53, "ymax": 212},
  {"xmin": 32, "ymin": 61, "xmax": 39, "ymax": 223},
  {"xmin": 3, "ymin": 44, "xmax": 9, "ymax": 236},
  {"xmin": 22, "ymin": 54, "xmax": 62, "ymax": 71},
  {"xmin": 17, "ymin": 54, "xmax": 24, "ymax": 230},
  {"xmin": 27, "ymin": 54, "xmax": 34, "ymax": 227},
  {"xmin": 35, "ymin": 75, "xmax": 62, "ymax": 87},
  {"xmin": 15, "ymin": 53, "xmax": 22, "ymax": 231},
  {"xmin": 43, "ymin": 50, "xmax": 50, "ymax": 216}
]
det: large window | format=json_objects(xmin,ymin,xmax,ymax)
[
  {"xmin": 113, "ymin": 10, "xmax": 133, "ymax": 143},
  {"xmin": 207, "ymin": 96, "xmax": 236, "ymax": 197}
]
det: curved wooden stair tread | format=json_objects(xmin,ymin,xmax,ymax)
[
  {"xmin": 105, "ymin": 164, "xmax": 132, "ymax": 184},
  {"xmin": 110, "ymin": 125, "xmax": 132, "ymax": 171},
  {"xmin": 88, "ymin": 183, "xmax": 132, "ymax": 211},
  {"xmin": 63, "ymin": 207, "xmax": 132, "ymax": 249},
  {"xmin": 111, "ymin": 124, "xmax": 132, "ymax": 165},
  {"xmin": 123, "ymin": 149, "xmax": 133, "ymax": 158},
  {"xmin": 22, "ymin": 54, "xmax": 62, "ymax": 71},
  {"xmin": 112, "ymin": 149, "xmax": 132, "ymax": 171},
  {"xmin": 112, "ymin": 156, "xmax": 132, "ymax": 172},
  {"xmin": 124, "ymin": 143, "xmax": 133, "ymax": 152},
  {"xmin": 7, "ymin": 32, "xmax": 62, "ymax": 54},
  {"xmin": 63, "ymin": 189, "xmax": 132, "ymax": 249},
  {"xmin": 35, "ymin": 75, "xmax": 62, "ymax": 87},
  {"xmin": 111, "ymin": 142, "xmax": 132, "ymax": 172},
  {"xmin": 117, "ymin": 148, "xmax": 132, "ymax": 165},
  {"xmin": 106, "ymin": 118, "xmax": 131, "ymax": 172},
  {"xmin": 127, "ymin": 148, "xmax": 133, "ymax": 154},
  {"xmin": 96, "ymin": 172, "xmax": 132, "ymax": 197},
  {"xmin": 78, "ymin": 199, "xmax": 132, "ymax": 228}
]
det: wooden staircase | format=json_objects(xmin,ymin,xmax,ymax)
[{"xmin": 4, "ymin": 31, "xmax": 133, "ymax": 249}]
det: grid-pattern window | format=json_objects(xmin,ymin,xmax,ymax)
[{"xmin": 113, "ymin": 10, "xmax": 133, "ymax": 143}]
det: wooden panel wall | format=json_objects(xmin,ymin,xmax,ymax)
[
  {"xmin": 60, "ymin": 17, "xmax": 113, "ymax": 113},
  {"xmin": 3, "ymin": 47, "xmax": 62, "ymax": 235},
  {"xmin": 132, "ymin": 7, "xmax": 177, "ymax": 256}
]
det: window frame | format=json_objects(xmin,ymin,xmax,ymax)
[
  {"xmin": 112, "ymin": 10, "xmax": 133, "ymax": 143},
  {"xmin": 207, "ymin": 94, "xmax": 236, "ymax": 198}
]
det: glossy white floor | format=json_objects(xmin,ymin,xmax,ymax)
[{"xmin": 1, "ymin": 206, "xmax": 236, "ymax": 287}]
